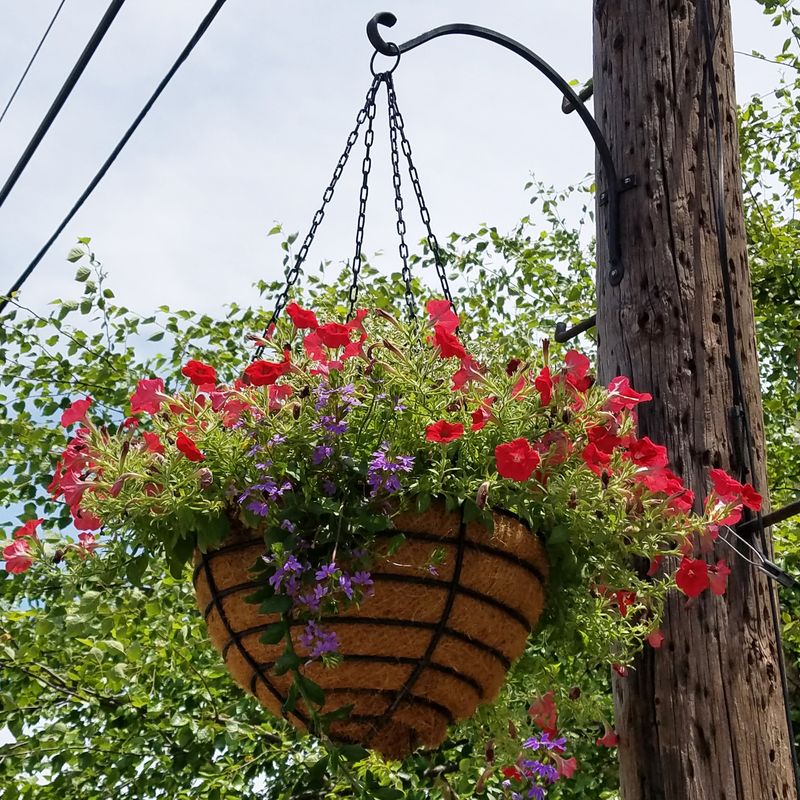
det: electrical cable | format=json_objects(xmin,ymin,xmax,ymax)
[
  {"xmin": 699, "ymin": 0, "xmax": 800, "ymax": 791},
  {"xmin": 0, "ymin": 0, "xmax": 229, "ymax": 316},
  {"xmin": 0, "ymin": 0, "xmax": 126, "ymax": 211},
  {"xmin": 0, "ymin": 0, "xmax": 69, "ymax": 128}
]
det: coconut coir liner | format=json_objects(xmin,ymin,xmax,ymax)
[{"xmin": 193, "ymin": 503, "xmax": 548, "ymax": 759}]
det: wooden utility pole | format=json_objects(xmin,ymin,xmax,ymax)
[{"xmin": 593, "ymin": 1, "xmax": 797, "ymax": 798}]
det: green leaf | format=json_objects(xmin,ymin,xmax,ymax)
[
  {"xmin": 259, "ymin": 622, "xmax": 286, "ymax": 645},
  {"xmin": 75, "ymin": 265, "xmax": 91, "ymax": 282},
  {"xmin": 258, "ymin": 595, "xmax": 292, "ymax": 615},
  {"xmin": 66, "ymin": 247, "xmax": 84, "ymax": 263},
  {"xmin": 272, "ymin": 651, "xmax": 300, "ymax": 676},
  {"xmin": 299, "ymin": 675, "xmax": 325, "ymax": 707},
  {"xmin": 282, "ymin": 682, "xmax": 298, "ymax": 714}
]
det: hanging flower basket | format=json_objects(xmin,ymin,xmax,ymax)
[
  {"xmin": 11, "ymin": 68, "xmax": 761, "ymax": 778},
  {"xmin": 194, "ymin": 502, "xmax": 548, "ymax": 758}
]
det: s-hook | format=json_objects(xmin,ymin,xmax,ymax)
[{"xmin": 366, "ymin": 11, "xmax": 632, "ymax": 287}]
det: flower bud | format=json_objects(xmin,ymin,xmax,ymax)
[
  {"xmin": 601, "ymin": 470, "xmax": 610, "ymax": 489},
  {"xmin": 542, "ymin": 338, "xmax": 550, "ymax": 363},
  {"xmin": 596, "ymin": 509, "xmax": 605, "ymax": 520},
  {"xmin": 508, "ymin": 720, "xmax": 518, "ymax": 739},
  {"xmin": 299, "ymin": 385, "xmax": 311, "ymax": 399},
  {"xmin": 476, "ymin": 481, "xmax": 490, "ymax": 510},
  {"xmin": 53, "ymin": 549, "xmax": 64, "ymax": 564},
  {"xmin": 374, "ymin": 307, "xmax": 402, "ymax": 328},
  {"xmin": 561, "ymin": 409, "xmax": 572, "ymax": 425},
  {"xmin": 568, "ymin": 489, "xmax": 578, "ymax": 509},
  {"xmin": 286, "ymin": 402, "xmax": 301, "ymax": 420},
  {"xmin": 381, "ymin": 338, "xmax": 404, "ymax": 359},
  {"xmin": 484, "ymin": 740, "xmax": 495, "ymax": 764},
  {"xmin": 569, "ymin": 686, "xmax": 581, "ymax": 701},
  {"xmin": 197, "ymin": 468, "xmax": 213, "ymax": 490}
]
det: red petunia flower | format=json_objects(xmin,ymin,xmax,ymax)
[
  {"xmin": 581, "ymin": 442, "xmax": 611, "ymax": 476},
  {"xmin": 563, "ymin": 350, "xmax": 593, "ymax": 393},
  {"xmin": 425, "ymin": 420, "xmax": 464, "ymax": 444},
  {"xmin": 604, "ymin": 375, "xmax": 652, "ymax": 412},
  {"xmin": 708, "ymin": 468, "xmax": 762, "ymax": 511},
  {"xmin": 501, "ymin": 765, "xmax": 523, "ymax": 781},
  {"xmin": 647, "ymin": 629, "xmax": 665, "ymax": 648},
  {"xmin": 176, "ymin": 431, "xmax": 205, "ymax": 462},
  {"xmin": 181, "ymin": 359, "xmax": 217, "ymax": 388},
  {"xmin": 471, "ymin": 405, "xmax": 492, "ymax": 431},
  {"xmin": 72, "ymin": 506, "xmax": 101, "ymax": 532},
  {"xmin": 286, "ymin": 302, "xmax": 319, "ymax": 329},
  {"xmin": 553, "ymin": 754, "xmax": 578, "ymax": 779},
  {"xmin": 675, "ymin": 557, "xmax": 710, "ymax": 598},
  {"xmin": 534, "ymin": 366, "xmax": 553, "ymax": 406},
  {"xmin": 244, "ymin": 357, "xmax": 289, "ymax": 387},
  {"xmin": 587, "ymin": 424, "xmax": 624, "ymax": 454},
  {"xmin": 130, "ymin": 378, "xmax": 166, "ymax": 415},
  {"xmin": 614, "ymin": 590, "xmax": 637, "ymax": 617},
  {"xmin": 14, "ymin": 519, "xmax": 43, "ymax": 540},
  {"xmin": 623, "ymin": 436, "xmax": 669, "ymax": 468},
  {"xmin": 451, "ymin": 355, "xmax": 485, "ymax": 391},
  {"xmin": 426, "ymin": 298, "xmax": 459, "ymax": 332},
  {"xmin": 3, "ymin": 538, "xmax": 33, "ymax": 574},
  {"xmin": 316, "ymin": 322, "xmax": 351, "ymax": 349},
  {"xmin": 528, "ymin": 690, "xmax": 558, "ymax": 734},
  {"xmin": 647, "ymin": 555, "xmax": 663, "ymax": 577},
  {"xmin": 77, "ymin": 532, "xmax": 98, "ymax": 557},
  {"xmin": 495, "ymin": 438, "xmax": 540, "ymax": 482},
  {"xmin": 430, "ymin": 324, "xmax": 466, "ymax": 359},
  {"xmin": 61, "ymin": 397, "xmax": 92, "ymax": 428},
  {"xmin": 596, "ymin": 724, "xmax": 619, "ymax": 748},
  {"xmin": 708, "ymin": 559, "xmax": 731, "ymax": 596},
  {"xmin": 142, "ymin": 432, "xmax": 165, "ymax": 455},
  {"xmin": 613, "ymin": 663, "xmax": 629, "ymax": 677}
]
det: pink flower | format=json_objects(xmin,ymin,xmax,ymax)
[
  {"xmin": 553, "ymin": 754, "xmax": 578, "ymax": 779},
  {"xmin": 3, "ymin": 539, "xmax": 34, "ymax": 573},
  {"xmin": 130, "ymin": 378, "xmax": 166, "ymax": 415},
  {"xmin": 60, "ymin": 397, "xmax": 92, "ymax": 427}
]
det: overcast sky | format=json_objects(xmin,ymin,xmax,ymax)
[{"xmin": 0, "ymin": 1, "xmax": 788, "ymax": 320}]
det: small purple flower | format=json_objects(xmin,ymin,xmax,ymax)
[
  {"xmin": 315, "ymin": 562, "xmax": 337, "ymax": 581},
  {"xmin": 338, "ymin": 573, "xmax": 354, "ymax": 600},
  {"xmin": 311, "ymin": 445, "xmax": 333, "ymax": 465},
  {"xmin": 321, "ymin": 478, "xmax": 336, "ymax": 496},
  {"xmin": 367, "ymin": 443, "xmax": 415, "ymax": 497},
  {"xmin": 268, "ymin": 434, "xmax": 287, "ymax": 447},
  {"xmin": 247, "ymin": 443, "xmax": 263, "ymax": 457},
  {"xmin": 269, "ymin": 554, "xmax": 303, "ymax": 591},
  {"xmin": 281, "ymin": 519, "xmax": 296, "ymax": 533},
  {"xmin": 300, "ymin": 620, "xmax": 340, "ymax": 659},
  {"xmin": 247, "ymin": 499, "xmax": 270, "ymax": 516}
]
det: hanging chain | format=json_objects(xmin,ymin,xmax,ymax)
[
  {"xmin": 346, "ymin": 76, "xmax": 381, "ymax": 321},
  {"xmin": 386, "ymin": 73, "xmax": 455, "ymax": 313},
  {"xmin": 386, "ymin": 79, "xmax": 417, "ymax": 322},
  {"xmin": 255, "ymin": 75, "xmax": 382, "ymax": 359}
]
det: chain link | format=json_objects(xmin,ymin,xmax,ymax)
[
  {"xmin": 346, "ymin": 76, "xmax": 382, "ymax": 320},
  {"xmin": 386, "ymin": 78, "xmax": 416, "ymax": 322},
  {"xmin": 386, "ymin": 75, "xmax": 456, "ymax": 314},
  {"xmin": 255, "ymin": 75, "xmax": 382, "ymax": 359}
]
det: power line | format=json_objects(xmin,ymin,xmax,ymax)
[
  {"xmin": 0, "ymin": 0, "xmax": 69, "ymax": 128},
  {"xmin": 0, "ymin": 0, "xmax": 126, "ymax": 211},
  {"xmin": 0, "ymin": 0, "xmax": 230, "ymax": 316}
]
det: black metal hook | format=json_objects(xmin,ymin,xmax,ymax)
[{"xmin": 365, "ymin": 11, "xmax": 629, "ymax": 287}]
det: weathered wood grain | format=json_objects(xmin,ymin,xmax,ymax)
[{"xmin": 593, "ymin": 0, "xmax": 796, "ymax": 797}]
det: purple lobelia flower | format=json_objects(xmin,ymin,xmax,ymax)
[
  {"xmin": 311, "ymin": 445, "xmax": 333, "ymax": 465},
  {"xmin": 367, "ymin": 443, "xmax": 414, "ymax": 497},
  {"xmin": 299, "ymin": 620, "xmax": 340, "ymax": 659},
  {"xmin": 268, "ymin": 554, "xmax": 304, "ymax": 592}
]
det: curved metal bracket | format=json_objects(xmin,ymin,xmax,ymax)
[{"xmin": 367, "ymin": 11, "xmax": 626, "ymax": 286}]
